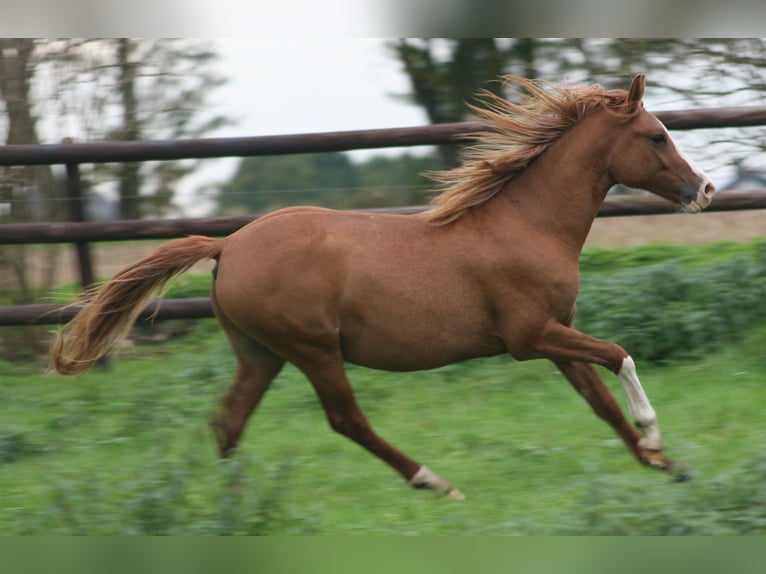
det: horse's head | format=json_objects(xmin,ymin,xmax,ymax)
[{"xmin": 608, "ymin": 74, "xmax": 715, "ymax": 213}]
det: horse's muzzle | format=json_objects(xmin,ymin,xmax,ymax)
[{"xmin": 681, "ymin": 182, "xmax": 715, "ymax": 213}]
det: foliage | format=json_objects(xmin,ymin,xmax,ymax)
[
  {"xmin": 0, "ymin": 40, "xmax": 228, "ymax": 359},
  {"xmin": 24, "ymin": 449, "xmax": 310, "ymax": 535},
  {"xmin": 5, "ymin": 238, "xmax": 765, "ymax": 533},
  {"xmin": 579, "ymin": 239, "xmax": 760, "ymax": 274},
  {"xmin": 392, "ymin": 39, "xmax": 525, "ymax": 167},
  {"xmin": 0, "ymin": 429, "xmax": 45, "ymax": 465},
  {"xmin": 218, "ymin": 152, "xmax": 356, "ymax": 214},
  {"xmin": 15, "ymin": 39, "xmax": 229, "ymax": 220},
  {"xmin": 576, "ymin": 239, "xmax": 766, "ymax": 363},
  {"xmin": 1, "ymin": 317, "xmax": 766, "ymax": 534},
  {"xmin": 392, "ymin": 39, "xmax": 515, "ymax": 124},
  {"xmin": 218, "ymin": 152, "xmax": 437, "ymax": 214},
  {"xmin": 0, "ymin": 40, "xmax": 63, "ymax": 357},
  {"xmin": 572, "ymin": 452, "xmax": 766, "ymax": 535}
]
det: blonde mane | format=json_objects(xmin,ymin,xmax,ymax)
[{"xmin": 420, "ymin": 76, "xmax": 639, "ymax": 225}]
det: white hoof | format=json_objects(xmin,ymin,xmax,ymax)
[
  {"xmin": 409, "ymin": 465, "xmax": 465, "ymax": 500},
  {"xmin": 637, "ymin": 421, "xmax": 663, "ymax": 451},
  {"xmin": 447, "ymin": 487, "xmax": 466, "ymax": 501}
]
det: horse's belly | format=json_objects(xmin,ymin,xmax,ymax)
[
  {"xmin": 344, "ymin": 342, "xmax": 505, "ymax": 372},
  {"xmin": 338, "ymin": 308, "xmax": 505, "ymax": 372}
]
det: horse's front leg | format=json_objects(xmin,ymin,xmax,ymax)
[
  {"xmin": 553, "ymin": 359, "xmax": 671, "ymax": 471},
  {"xmin": 530, "ymin": 320, "xmax": 681, "ymax": 476}
]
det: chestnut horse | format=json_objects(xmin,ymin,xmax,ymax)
[{"xmin": 51, "ymin": 75, "xmax": 714, "ymax": 500}]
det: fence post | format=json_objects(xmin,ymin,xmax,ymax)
[{"xmin": 62, "ymin": 138, "xmax": 95, "ymax": 291}]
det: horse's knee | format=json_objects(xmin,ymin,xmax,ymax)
[{"xmin": 326, "ymin": 412, "xmax": 370, "ymax": 439}]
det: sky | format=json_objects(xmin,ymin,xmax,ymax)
[{"xmin": 212, "ymin": 39, "xmax": 425, "ymax": 137}]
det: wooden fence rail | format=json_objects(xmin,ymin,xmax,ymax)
[
  {"xmin": 2, "ymin": 104, "xmax": 766, "ymax": 326},
  {"xmin": 3, "ymin": 189, "xmax": 766, "ymax": 326},
  {"xmin": 1, "ymin": 191, "xmax": 766, "ymax": 245},
  {"xmin": 1, "ymin": 105, "xmax": 766, "ymax": 167},
  {"xmin": 0, "ymin": 298, "xmax": 213, "ymax": 327}
]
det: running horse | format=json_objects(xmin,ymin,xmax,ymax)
[{"xmin": 51, "ymin": 75, "xmax": 715, "ymax": 500}]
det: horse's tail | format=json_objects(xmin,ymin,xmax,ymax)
[{"xmin": 50, "ymin": 235, "xmax": 223, "ymax": 375}]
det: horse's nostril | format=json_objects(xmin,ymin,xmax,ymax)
[{"xmin": 704, "ymin": 182, "xmax": 715, "ymax": 197}]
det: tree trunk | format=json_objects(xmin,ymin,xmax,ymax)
[
  {"xmin": 0, "ymin": 39, "xmax": 57, "ymax": 297},
  {"xmin": 0, "ymin": 38, "xmax": 58, "ymax": 358},
  {"xmin": 117, "ymin": 39, "xmax": 142, "ymax": 220}
]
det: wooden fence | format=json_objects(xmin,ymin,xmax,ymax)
[{"xmin": 2, "ymin": 105, "xmax": 766, "ymax": 326}]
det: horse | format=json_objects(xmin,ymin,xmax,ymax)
[{"xmin": 50, "ymin": 75, "xmax": 715, "ymax": 500}]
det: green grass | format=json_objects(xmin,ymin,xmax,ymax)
[
  {"xmin": 3, "ymin": 237, "xmax": 766, "ymax": 534},
  {"xmin": 1, "ymin": 320, "xmax": 765, "ymax": 535},
  {"xmin": 579, "ymin": 238, "xmax": 766, "ymax": 274}
]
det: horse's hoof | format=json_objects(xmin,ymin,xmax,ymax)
[
  {"xmin": 668, "ymin": 461, "xmax": 693, "ymax": 483},
  {"xmin": 641, "ymin": 448, "xmax": 671, "ymax": 470},
  {"xmin": 673, "ymin": 470, "xmax": 692, "ymax": 483},
  {"xmin": 447, "ymin": 487, "xmax": 466, "ymax": 501},
  {"xmin": 410, "ymin": 465, "xmax": 465, "ymax": 499}
]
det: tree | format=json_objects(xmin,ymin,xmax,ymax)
[
  {"xmin": 0, "ymin": 39, "xmax": 58, "ymax": 298},
  {"xmin": 392, "ymin": 39, "xmax": 524, "ymax": 167},
  {"xmin": 219, "ymin": 152, "xmax": 359, "ymax": 214},
  {"xmin": 354, "ymin": 153, "xmax": 438, "ymax": 208},
  {"xmin": 218, "ymin": 152, "xmax": 438, "ymax": 215},
  {"xmin": 0, "ymin": 39, "xmax": 229, "ymax": 357},
  {"xmin": 0, "ymin": 39, "xmax": 61, "ymax": 359},
  {"xmin": 41, "ymin": 39, "xmax": 229, "ymax": 219}
]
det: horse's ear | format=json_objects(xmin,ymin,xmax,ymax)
[{"xmin": 627, "ymin": 74, "xmax": 645, "ymax": 113}]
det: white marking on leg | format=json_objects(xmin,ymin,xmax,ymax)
[
  {"xmin": 617, "ymin": 356, "xmax": 662, "ymax": 450},
  {"xmin": 409, "ymin": 465, "xmax": 465, "ymax": 500}
]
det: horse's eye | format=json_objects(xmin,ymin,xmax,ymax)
[{"xmin": 650, "ymin": 133, "xmax": 667, "ymax": 146}]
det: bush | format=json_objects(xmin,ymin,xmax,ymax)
[
  {"xmin": 0, "ymin": 429, "xmax": 44, "ymax": 464},
  {"xmin": 576, "ymin": 240, "xmax": 766, "ymax": 364},
  {"xmin": 35, "ymin": 449, "xmax": 313, "ymax": 535}
]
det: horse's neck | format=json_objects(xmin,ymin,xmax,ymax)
[{"xmin": 492, "ymin": 114, "xmax": 616, "ymax": 251}]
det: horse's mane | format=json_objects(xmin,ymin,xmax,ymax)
[{"xmin": 419, "ymin": 76, "xmax": 640, "ymax": 225}]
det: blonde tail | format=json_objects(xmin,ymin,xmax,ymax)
[{"xmin": 50, "ymin": 235, "xmax": 223, "ymax": 375}]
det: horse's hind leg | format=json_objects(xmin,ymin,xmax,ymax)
[
  {"xmin": 210, "ymin": 322, "xmax": 285, "ymax": 458},
  {"xmin": 296, "ymin": 354, "xmax": 465, "ymax": 499}
]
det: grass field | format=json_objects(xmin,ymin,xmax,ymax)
[
  {"xmin": 1, "ymin": 314, "xmax": 765, "ymax": 535},
  {"xmin": 2, "ymin": 237, "xmax": 766, "ymax": 534}
]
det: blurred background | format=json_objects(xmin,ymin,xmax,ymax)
[{"xmin": 4, "ymin": 38, "xmax": 766, "ymax": 218}]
